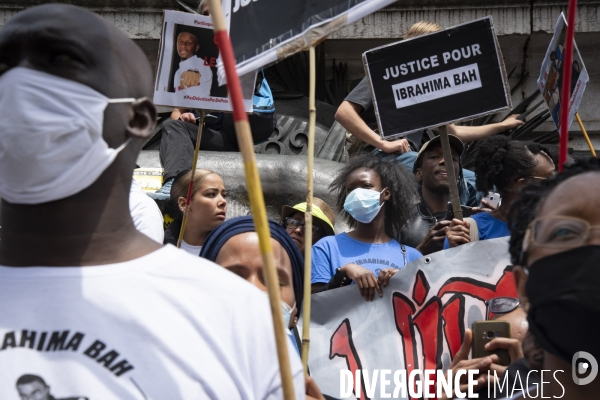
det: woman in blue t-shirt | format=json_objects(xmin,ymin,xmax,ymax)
[
  {"xmin": 311, "ymin": 154, "xmax": 422, "ymax": 301},
  {"xmin": 445, "ymin": 137, "xmax": 556, "ymax": 248}
]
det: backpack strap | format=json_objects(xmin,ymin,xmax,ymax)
[{"xmin": 464, "ymin": 217, "xmax": 480, "ymax": 242}]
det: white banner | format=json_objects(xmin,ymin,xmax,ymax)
[{"xmin": 306, "ymin": 238, "xmax": 517, "ymax": 400}]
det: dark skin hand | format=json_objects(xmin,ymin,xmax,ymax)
[
  {"xmin": 340, "ymin": 263, "xmax": 382, "ymax": 301},
  {"xmin": 377, "ymin": 268, "xmax": 399, "ymax": 287},
  {"xmin": 446, "ymin": 218, "xmax": 471, "ymax": 248},
  {"xmin": 479, "ymin": 198, "xmax": 497, "ymax": 211},
  {"xmin": 416, "ymin": 220, "xmax": 451, "ymax": 255},
  {"xmin": 0, "ymin": 5, "xmax": 160, "ymax": 266},
  {"xmin": 439, "ymin": 329, "xmax": 501, "ymax": 400}
]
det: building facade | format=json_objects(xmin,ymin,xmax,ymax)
[{"xmin": 2, "ymin": 0, "xmax": 599, "ymax": 151}]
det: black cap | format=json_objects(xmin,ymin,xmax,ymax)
[{"xmin": 414, "ymin": 134, "xmax": 464, "ymax": 170}]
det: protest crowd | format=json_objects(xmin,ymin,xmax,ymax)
[{"xmin": 0, "ymin": 1, "xmax": 598, "ymax": 400}]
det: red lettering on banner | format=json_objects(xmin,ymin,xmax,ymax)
[
  {"xmin": 392, "ymin": 293, "xmax": 419, "ymax": 400},
  {"xmin": 330, "ymin": 319, "xmax": 369, "ymax": 400},
  {"xmin": 329, "ymin": 267, "xmax": 517, "ymax": 399},
  {"xmin": 413, "ymin": 299, "xmax": 443, "ymax": 396},
  {"xmin": 437, "ymin": 270, "xmax": 517, "ymax": 302},
  {"xmin": 412, "ymin": 270, "xmax": 429, "ymax": 306},
  {"xmin": 441, "ymin": 294, "xmax": 465, "ymax": 357}
]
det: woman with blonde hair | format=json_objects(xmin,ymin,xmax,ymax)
[{"xmin": 164, "ymin": 169, "xmax": 227, "ymax": 255}]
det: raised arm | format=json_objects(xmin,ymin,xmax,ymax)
[
  {"xmin": 446, "ymin": 115, "xmax": 524, "ymax": 143},
  {"xmin": 335, "ymin": 101, "xmax": 410, "ymax": 154}
]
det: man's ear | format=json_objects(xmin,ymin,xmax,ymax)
[
  {"xmin": 513, "ymin": 266, "xmax": 530, "ymax": 311},
  {"xmin": 415, "ymin": 168, "xmax": 423, "ymax": 184},
  {"xmin": 127, "ymin": 97, "xmax": 157, "ymax": 139}
]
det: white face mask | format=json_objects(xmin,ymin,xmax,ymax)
[
  {"xmin": 281, "ymin": 300, "xmax": 296, "ymax": 329},
  {"xmin": 0, "ymin": 67, "xmax": 136, "ymax": 204}
]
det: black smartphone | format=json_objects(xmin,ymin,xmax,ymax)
[{"xmin": 443, "ymin": 202, "xmax": 474, "ymax": 220}]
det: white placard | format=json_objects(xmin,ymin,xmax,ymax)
[{"xmin": 153, "ymin": 10, "xmax": 255, "ymax": 112}]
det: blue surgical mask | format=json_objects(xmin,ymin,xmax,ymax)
[
  {"xmin": 262, "ymin": 292, "xmax": 295, "ymax": 329},
  {"xmin": 344, "ymin": 188, "xmax": 385, "ymax": 224}
]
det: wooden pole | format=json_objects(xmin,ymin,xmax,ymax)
[
  {"xmin": 559, "ymin": 0, "xmax": 578, "ymax": 171},
  {"xmin": 439, "ymin": 126, "xmax": 463, "ymax": 220},
  {"xmin": 177, "ymin": 110, "xmax": 206, "ymax": 248},
  {"xmin": 575, "ymin": 112, "xmax": 596, "ymax": 157},
  {"xmin": 207, "ymin": 1, "xmax": 295, "ymax": 398},
  {"xmin": 301, "ymin": 45, "xmax": 316, "ymax": 372}
]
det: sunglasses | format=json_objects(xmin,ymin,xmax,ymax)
[
  {"xmin": 485, "ymin": 297, "xmax": 520, "ymax": 320},
  {"xmin": 284, "ymin": 217, "xmax": 320, "ymax": 235}
]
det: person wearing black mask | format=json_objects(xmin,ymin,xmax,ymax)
[{"xmin": 506, "ymin": 157, "xmax": 600, "ymax": 399}]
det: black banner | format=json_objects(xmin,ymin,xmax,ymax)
[
  {"xmin": 222, "ymin": 0, "xmax": 395, "ymax": 80},
  {"xmin": 363, "ymin": 17, "xmax": 510, "ymax": 139}
]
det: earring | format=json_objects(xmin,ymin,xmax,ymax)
[{"xmin": 524, "ymin": 301, "xmax": 531, "ymax": 312}]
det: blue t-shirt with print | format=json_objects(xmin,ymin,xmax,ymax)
[
  {"xmin": 311, "ymin": 233, "xmax": 422, "ymax": 284},
  {"xmin": 443, "ymin": 211, "xmax": 510, "ymax": 249}
]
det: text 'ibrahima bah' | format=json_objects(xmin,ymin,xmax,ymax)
[{"xmin": 381, "ymin": 44, "xmax": 483, "ymax": 109}]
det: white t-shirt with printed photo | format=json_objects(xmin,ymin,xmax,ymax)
[{"xmin": 0, "ymin": 245, "xmax": 305, "ymax": 399}]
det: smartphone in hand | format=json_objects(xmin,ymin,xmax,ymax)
[
  {"xmin": 472, "ymin": 321, "xmax": 511, "ymax": 366},
  {"xmin": 480, "ymin": 192, "xmax": 501, "ymax": 209}
]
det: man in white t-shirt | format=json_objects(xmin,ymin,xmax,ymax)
[
  {"xmin": 129, "ymin": 179, "xmax": 164, "ymax": 242},
  {"xmin": 173, "ymin": 31, "xmax": 213, "ymax": 97},
  {"xmin": 0, "ymin": 5, "xmax": 310, "ymax": 399}
]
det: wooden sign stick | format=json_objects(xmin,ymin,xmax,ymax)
[
  {"xmin": 439, "ymin": 125, "xmax": 463, "ymax": 221},
  {"xmin": 177, "ymin": 110, "xmax": 207, "ymax": 248},
  {"xmin": 207, "ymin": 1, "xmax": 295, "ymax": 398},
  {"xmin": 575, "ymin": 112, "xmax": 596, "ymax": 157},
  {"xmin": 301, "ymin": 45, "xmax": 316, "ymax": 372}
]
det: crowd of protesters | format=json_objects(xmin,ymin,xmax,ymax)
[{"xmin": 0, "ymin": 3, "xmax": 597, "ymax": 400}]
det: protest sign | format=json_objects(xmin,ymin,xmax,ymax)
[
  {"xmin": 538, "ymin": 13, "xmax": 589, "ymax": 132},
  {"xmin": 306, "ymin": 238, "xmax": 517, "ymax": 399},
  {"xmin": 133, "ymin": 168, "xmax": 163, "ymax": 192},
  {"xmin": 363, "ymin": 17, "xmax": 511, "ymax": 140},
  {"xmin": 219, "ymin": 0, "xmax": 396, "ymax": 83},
  {"xmin": 153, "ymin": 10, "xmax": 254, "ymax": 112}
]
